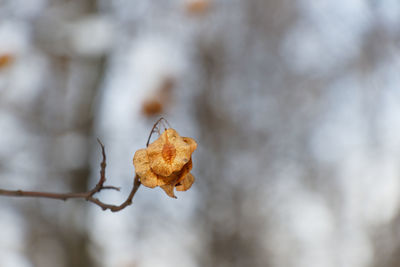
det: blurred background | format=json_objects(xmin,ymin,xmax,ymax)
[{"xmin": 1, "ymin": 0, "xmax": 400, "ymax": 266}]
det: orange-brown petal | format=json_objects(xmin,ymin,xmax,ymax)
[
  {"xmin": 133, "ymin": 149, "xmax": 158, "ymax": 188},
  {"xmin": 160, "ymin": 184, "xmax": 177, "ymax": 198},
  {"xmin": 147, "ymin": 128, "xmax": 192, "ymax": 177},
  {"xmin": 156, "ymin": 159, "xmax": 193, "ymax": 186},
  {"xmin": 176, "ymin": 173, "xmax": 195, "ymax": 191},
  {"xmin": 148, "ymin": 156, "xmax": 174, "ymax": 177},
  {"xmin": 183, "ymin": 137, "xmax": 197, "ymax": 154}
]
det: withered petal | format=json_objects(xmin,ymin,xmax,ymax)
[
  {"xmin": 156, "ymin": 159, "xmax": 193, "ymax": 186},
  {"xmin": 147, "ymin": 128, "xmax": 193, "ymax": 177},
  {"xmin": 160, "ymin": 184, "xmax": 177, "ymax": 198},
  {"xmin": 133, "ymin": 149, "xmax": 149, "ymax": 177},
  {"xmin": 183, "ymin": 137, "xmax": 197, "ymax": 154},
  {"xmin": 156, "ymin": 174, "xmax": 175, "ymax": 186},
  {"xmin": 133, "ymin": 149, "xmax": 158, "ymax": 188},
  {"xmin": 149, "ymin": 156, "xmax": 174, "ymax": 177},
  {"xmin": 140, "ymin": 173, "xmax": 158, "ymax": 188},
  {"xmin": 176, "ymin": 173, "xmax": 195, "ymax": 191}
]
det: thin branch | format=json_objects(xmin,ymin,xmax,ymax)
[
  {"xmin": 0, "ymin": 139, "xmax": 141, "ymax": 212},
  {"xmin": 84, "ymin": 174, "xmax": 141, "ymax": 212},
  {"xmin": 146, "ymin": 117, "xmax": 170, "ymax": 147},
  {"xmin": 0, "ymin": 117, "xmax": 170, "ymax": 212}
]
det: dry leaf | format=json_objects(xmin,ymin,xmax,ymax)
[
  {"xmin": 186, "ymin": 0, "xmax": 211, "ymax": 15},
  {"xmin": 141, "ymin": 77, "xmax": 175, "ymax": 117},
  {"xmin": 0, "ymin": 54, "xmax": 14, "ymax": 69},
  {"xmin": 142, "ymin": 100, "xmax": 163, "ymax": 116}
]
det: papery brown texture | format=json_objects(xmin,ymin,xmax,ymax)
[
  {"xmin": 133, "ymin": 149, "xmax": 158, "ymax": 188},
  {"xmin": 147, "ymin": 129, "xmax": 192, "ymax": 177},
  {"xmin": 176, "ymin": 173, "xmax": 195, "ymax": 191},
  {"xmin": 133, "ymin": 128, "xmax": 197, "ymax": 198}
]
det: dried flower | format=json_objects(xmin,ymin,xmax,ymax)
[{"xmin": 133, "ymin": 128, "xmax": 197, "ymax": 198}]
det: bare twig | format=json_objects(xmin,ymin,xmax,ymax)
[
  {"xmin": 146, "ymin": 117, "xmax": 170, "ymax": 147},
  {"xmin": 0, "ymin": 117, "xmax": 171, "ymax": 212},
  {"xmin": 0, "ymin": 139, "xmax": 140, "ymax": 212}
]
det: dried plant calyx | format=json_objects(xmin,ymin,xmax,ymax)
[{"xmin": 133, "ymin": 128, "xmax": 197, "ymax": 198}]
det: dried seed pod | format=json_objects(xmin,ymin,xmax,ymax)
[
  {"xmin": 133, "ymin": 127, "xmax": 197, "ymax": 198},
  {"xmin": 147, "ymin": 128, "xmax": 192, "ymax": 177}
]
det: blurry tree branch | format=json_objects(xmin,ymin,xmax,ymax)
[{"xmin": 0, "ymin": 139, "xmax": 141, "ymax": 212}]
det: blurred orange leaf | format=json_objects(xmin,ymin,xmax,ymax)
[
  {"xmin": 186, "ymin": 0, "xmax": 211, "ymax": 15},
  {"xmin": 0, "ymin": 54, "xmax": 14, "ymax": 69},
  {"xmin": 141, "ymin": 77, "xmax": 175, "ymax": 117}
]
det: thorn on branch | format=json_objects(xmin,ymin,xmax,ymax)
[{"xmin": 102, "ymin": 186, "xmax": 121, "ymax": 191}]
